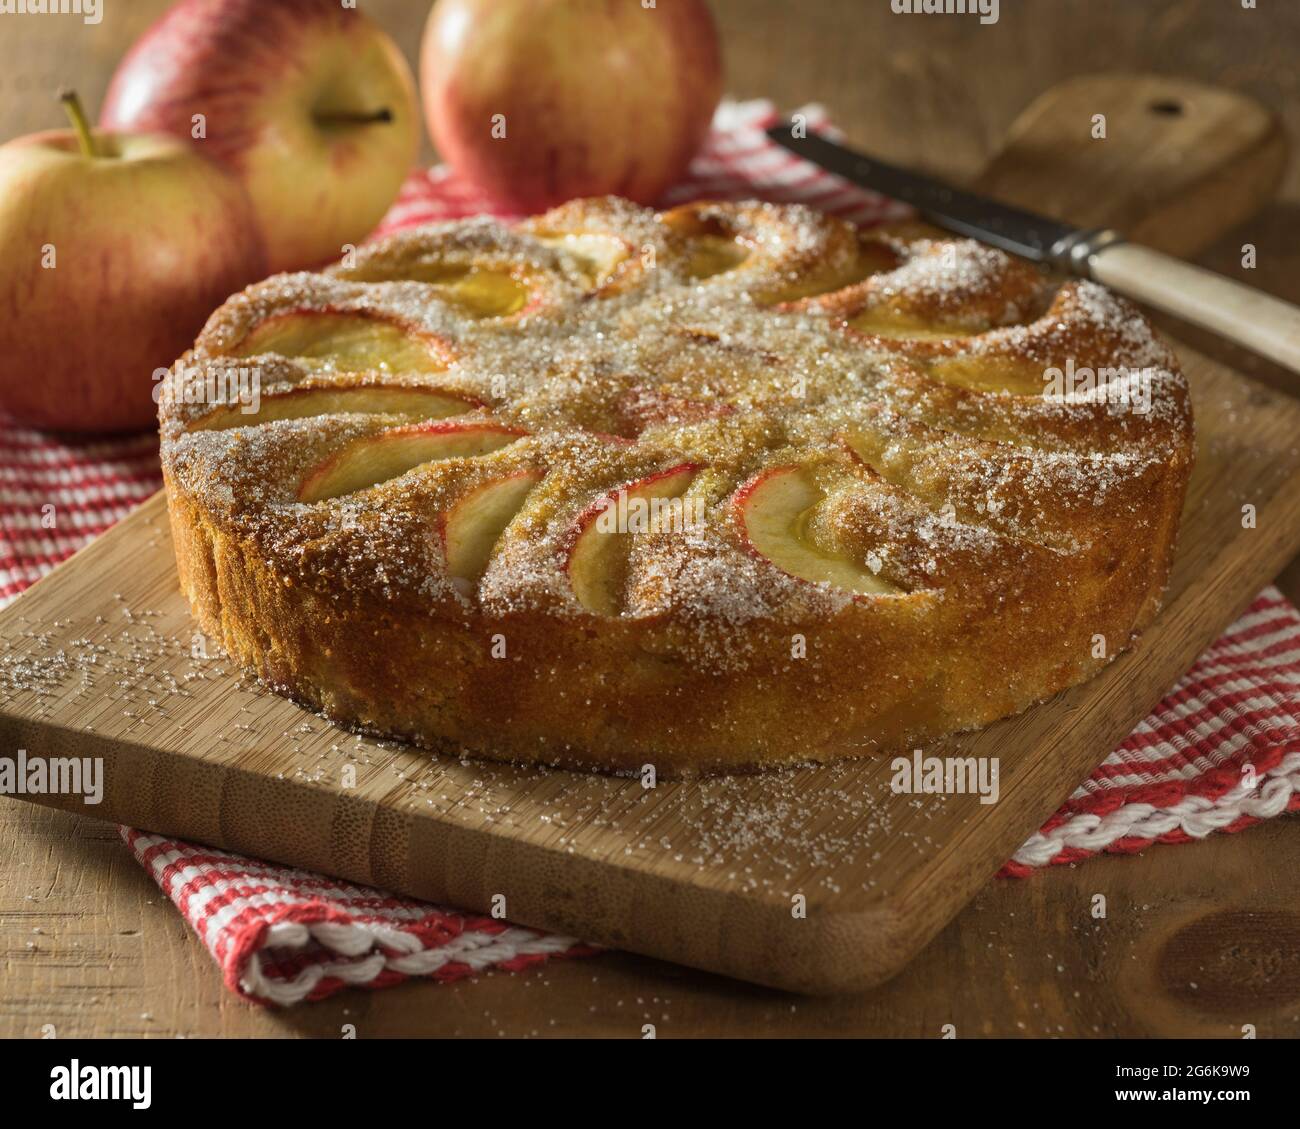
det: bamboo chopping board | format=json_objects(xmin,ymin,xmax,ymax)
[{"xmin": 1, "ymin": 77, "xmax": 1296, "ymax": 993}]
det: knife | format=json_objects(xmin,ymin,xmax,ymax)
[{"xmin": 767, "ymin": 124, "xmax": 1300, "ymax": 377}]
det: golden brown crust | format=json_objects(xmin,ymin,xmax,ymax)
[{"xmin": 159, "ymin": 197, "xmax": 1195, "ymax": 775}]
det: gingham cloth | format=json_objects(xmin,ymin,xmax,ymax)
[{"xmin": 3, "ymin": 101, "xmax": 1299, "ymax": 1006}]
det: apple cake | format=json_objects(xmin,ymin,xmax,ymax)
[{"xmin": 159, "ymin": 196, "xmax": 1195, "ymax": 774}]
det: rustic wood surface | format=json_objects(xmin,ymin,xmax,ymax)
[{"xmin": 2, "ymin": 0, "xmax": 1299, "ymax": 1036}]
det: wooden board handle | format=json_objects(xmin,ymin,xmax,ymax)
[
  {"xmin": 1090, "ymin": 242, "xmax": 1300, "ymax": 375},
  {"xmin": 974, "ymin": 74, "xmax": 1288, "ymax": 257}
]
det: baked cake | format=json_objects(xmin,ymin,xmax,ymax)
[{"xmin": 159, "ymin": 197, "xmax": 1195, "ymax": 774}]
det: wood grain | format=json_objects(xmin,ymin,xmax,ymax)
[
  {"xmin": 4, "ymin": 797, "xmax": 1297, "ymax": 1038},
  {"xmin": 2, "ymin": 0, "xmax": 1299, "ymax": 1033}
]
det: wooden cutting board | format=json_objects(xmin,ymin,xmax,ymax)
[{"xmin": 1, "ymin": 77, "xmax": 1296, "ymax": 994}]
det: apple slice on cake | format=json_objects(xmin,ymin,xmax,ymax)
[
  {"xmin": 565, "ymin": 463, "xmax": 700, "ymax": 616},
  {"xmin": 440, "ymin": 471, "xmax": 544, "ymax": 594},
  {"xmin": 300, "ymin": 420, "xmax": 526, "ymax": 502},
  {"xmin": 232, "ymin": 312, "xmax": 448, "ymax": 374},
  {"xmin": 192, "ymin": 385, "xmax": 480, "ymax": 431},
  {"xmin": 335, "ymin": 261, "xmax": 531, "ymax": 318},
  {"xmin": 734, "ymin": 466, "xmax": 897, "ymax": 597},
  {"xmin": 532, "ymin": 233, "xmax": 632, "ymax": 288},
  {"xmin": 404, "ymin": 266, "xmax": 528, "ymax": 318}
]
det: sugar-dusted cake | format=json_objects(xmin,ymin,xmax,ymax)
[{"xmin": 159, "ymin": 197, "xmax": 1194, "ymax": 774}]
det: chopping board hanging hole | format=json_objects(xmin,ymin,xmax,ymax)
[{"xmin": 972, "ymin": 74, "xmax": 1287, "ymax": 258}]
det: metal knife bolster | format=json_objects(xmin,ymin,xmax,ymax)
[{"xmin": 1049, "ymin": 228, "xmax": 1128, "ymax": 278}]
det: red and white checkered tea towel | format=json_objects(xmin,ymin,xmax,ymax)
[
  {"xmin": 3, "ymin": 100, "xmax": 1299, "ymax": 1005},
  {"xmin": 118, "ymin": 828, "xmax": 596, "ymax": 1005}
]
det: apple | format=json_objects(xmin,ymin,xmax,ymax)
[
  {"xmin": 732, "ymin": 466, "xmax": 896, "ymax": 596},
  {"xmin": 335, "ymin": 256, "xmax": 534, "ymax": 318},
  {"xmin": 0, "ymin": 91, "xmax": 264, "ymax": 433},
  {"xmin": 439, "ymin": 470, "xmax": 543, "ymax": 593},
  {"xmin": 101, "ymin": 0, "xmax": 420, "ymax": 273},
  {"xmin": 527, "ymin": 231, "xmax": 633, "ymax": 289},
  {"xmin": 230, "ymin": 311, "xmax": 451, "ymax": 374},
  {"xmin": 193, "ymin": 384, "xmax": 480, "ymax": 432},
  {"xmin": 421, "ymin": 0, "xmax": 723, "ymax": 212},
  {"xmin": 299, "ymin": 419, "xmax": 526, "ymax": 502},
  {"xmin": 565, "ymin": 463, "xmax": 698, "ymax": 615}
]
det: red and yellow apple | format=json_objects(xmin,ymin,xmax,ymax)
[
  {"xmin": 0, "ymin": 93, "xmax": 264, "ymax": 432},
  {"xmin": 101, "ymin": 0, "xmax": 420, "ymax": 273},
  {"xmin": 420, "ymin": 0, "xmax": 723, "ymax": 212}
]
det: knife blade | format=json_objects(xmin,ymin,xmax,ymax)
[
  {"xmin": 765, "ymin": 121, "xmax": 1300, "ymax": 377},
  {"xmin": 766, "ymin": 123, "xmax": 1101, "ymax": 270}
]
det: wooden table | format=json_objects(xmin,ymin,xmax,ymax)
[{"xmin": 2, "ymin": 0, "xmax": 1299, "ymax": 1037}]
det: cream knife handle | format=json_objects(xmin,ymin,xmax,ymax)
[{"xmin": 1085, "ymin": 241, "xmax": 1300, "ymax": 376}]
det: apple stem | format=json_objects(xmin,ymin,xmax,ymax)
[
  {"xmin": 314, "ymin": 108, "xmax": 394, "ymax": 127},
  {"xmin": 58, "ymin": 88, "xmax": 99, "ymax": 159}
]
